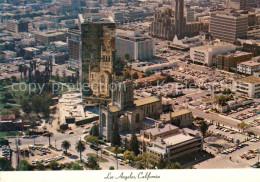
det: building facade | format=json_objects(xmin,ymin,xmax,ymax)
[
  {"xmin": 190, "ymin": 44, "xmax": 236, "ymax": 66},
  {"xmin": 170, "ymin": 109, "xmax": 193, "ymax": 128},
  {"xmin": 234, "ymin": 75, "xmax": 260, "ymax": 98},
  {"xmin": 237, "ymin": 61, "xmax": 260, "ymax": 74},
  {"xmin": 7, "ymin": 20, "xmax": 29, "ymax": 33},
  {"xmin": 116, "ymin": 31, "xmax": 155, "ymax": 61},
  {"xmin": 217, "ymin": 51, "xmax": 253, "ymax": 71},
  {"xmin": 210, "ymin": 10, "xmax": 248, "ymax": 43},
  {"xmin": 79, "ymin": 13, "xmax": 116, "ymax": 98},
  {"xmin": 68, "ymin": 28, "xmax": 80, "ymax": 69}
]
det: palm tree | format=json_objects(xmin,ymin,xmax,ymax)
[
  {"xmin": 61, "ymin": 140, "xmax": 71, "ymax": 154},
  {"xmin": 75, "ymin": 140, "xmax": 86, "ymax": 162},
  {"xmin": 44, "ymin": 132, "xmax": 53, "ymax": 147}
]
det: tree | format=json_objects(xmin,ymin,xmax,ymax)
[
  {"xmin": 21, "ymin": 99, "xmax": 31, "ymax": 114},
  {"xmin": 136, "ymin": 152, "xmax": 157, "ymax": 169},
  {"xmin": 111, "ymin": 145, "xmax": 120, "ymax": 170},
  {"xmin": 157, "ymin": 157, "xmax": 167, "ymax": 169},
  {"xmin": 44, "ymin": 132, "xmax": 53, "ymax": 147},
  {"xmin": 123, "ymin": 71, "xmax": 131, "ymax": 80},
  {"xmin": 165, "ymin": 75, "xmax": 174, "ymax": 83},
  {"xmin": 132, "ymin": 72, "xmax": 139, "ymax": 79},
  {"xmin": 125, "ymin": 54, "xmax": 130, "ymax": 60},
  {"xmin": 89, "ymin": 124, "xmax": 99, "ymax": 137},
  {"xmin": 129, "ymin": 130, "xmax": 139, "ymax": 156},
  {"xmin": 214, "ymin": 94, "xmax": 228, "ymax": 106},
  {"xmin": 0, "ymin": 157, "xmax": 13, "ymax": 171},
  {"xmin": 198, "ymin": 120, "xmax": 209, "ymax": 141},
  {"xmin": 222, "ymin": 88, "xmax": 231, "ymax": 95},
  {"xmin": 61, "ymin": 140, "xmax": 71, "ymax": 154},
  {"xmin": 85, "ymin": 135, "xmax": 99, "ymax": 157},
  {"xmin": 109, "ymin": 166, "xmax": 115, "ymax": 170},
  {"xmin": 35, "ymin": 162, "xmax": 44, "ymax": 170},
  {"xmin": 237, "ymin": 121, "xmax": 250, "ymax": 133},
  {"xmin": 42, "ymin": 102, "xmax": 50, "ymax": 120},
  {"xmin": 166, "ymin": 162, "xmax": 183, "ymax": 169},
  {"xmin": 87, "ymin": 156, "xmax": 100, "ymax": 170},
  {"xmin": 76, "ymin": 140, "xmax": 86, "ymax": 162},
  {"xmin": 49, "ymin": 160, "xmax": 59, "ymax": 170},
  {"xmin": 123, "ymin": 150, "xmax": 135, "ymax": 164},
  {"xmin": 71, "ymin": 163, "xmax": 83, "ymax": 170},
  {"xmin": 110, "ymin": 121, "xmax": 121, "ymax": 147},
  {"xmin": 17, "ymin": 160, "xmax": 32, "ymax": 171},
  {"xmin": 31, "ymin": 95, "xmax": 43, "ymax": 114},
  {"xmin": 0, "ymin": 138, "xmax": 9, "ymax": 146},
  {"xmin": 18, "ymin": 64, "xmax": 24, "ymax": 79}
]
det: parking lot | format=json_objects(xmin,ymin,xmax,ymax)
[{"xmin": 20, "ymin": 145, "xmax": 69, "ymax": 166}]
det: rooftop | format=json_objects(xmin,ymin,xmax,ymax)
[
  {"xmin": 134, "ymin": 96, "xmax": 160, "ymax": 106},
  {"xmin": 163, "ymin": 133, "xmax": 194, "ymax": 146},
  {"xmin": 145, "ymin": 124, "xmax": 179, "ymax": 136},
  {"xmin": 236, "ymin": 75, "xmax": 260, "ymax": 84},
  {"xmin": 171, "ymin": 109, "xmax": 192, "ymax": 118},
  {"xmin": 239, "ymin": 61, "xmax": 260, "ymax": 67},
  {"xmin": 79, "ymin": 13, "xmax": 115, "ymax": 24}
]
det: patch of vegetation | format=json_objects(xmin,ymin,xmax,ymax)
[{"xmin": 86, "ymin": 153, "xmax": 108, "ymax": 163}]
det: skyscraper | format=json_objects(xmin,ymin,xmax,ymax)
[
  {"xmin": 79, "ymin": 13, "xmax": 116, "ymax": 98},
  {"xmin": 174, "ymin": 0, "xmax": 186, "ymax": 38}
]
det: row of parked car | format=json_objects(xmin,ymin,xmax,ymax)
[
  {"xmin": 31, "ymin": 155, "xmax": 65, "ymax": 165},
  {"xmin": 29, "ymin": 145, "xmax": 52, "ymax": 156},
  {"xmin": 221, "ymin": 143, "xmax": 249, "ymax": 154}
]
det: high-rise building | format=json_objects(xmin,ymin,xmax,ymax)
[
  {"xmin": 68, "ymin": 28, "xmax": 80, "ymax": 70},
  {"xmin": 210, "ymin": 10, "xmax": 248, "ymax": 43},
  {"xmin": 79, "ymin": 13, "xmax": 116, "ymax": 98},
  {"xmin": 7, "ymin": 20, "xmax": 29, "ymax": 33},
  {"xmin": 185, "ymin": 4, "xmax": 195, "ymax": 22},
  {"xmin": 175, "ymin": 0, "xmax": 185, "ymax": 38}
]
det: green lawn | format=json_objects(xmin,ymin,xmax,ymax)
[{"xmin": 86, "ymin": 153, "xmax": 108, "ymax": 163}]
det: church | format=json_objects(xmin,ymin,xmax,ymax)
[{"xmin": 99, "ymin": 80, "xmax": 162, "ymax": 141}]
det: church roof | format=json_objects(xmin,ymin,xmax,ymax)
[{"xmin": 134, "ymin": 96, "xmax": 160, "ymax": 106}]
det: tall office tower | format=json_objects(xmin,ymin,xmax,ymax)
[
  {"xmin": 174, "ymin": 0, "xmax": 186, "ymax": 39},
  {"xmin": 79, "ymin": 13, "xmax": 116, "ymax": 98},
  {"xmin": 210, "ymin": 10, "xmax": 248, "ymax": 43},
  {"xmin": 68, "ymin": 28, "xmax": 80, "ymax": 70},
  {"xmin": 240, "ymin": 0, "xmax": 257, "ymax": 10}
]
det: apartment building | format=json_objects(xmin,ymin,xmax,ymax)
[
  {"xmin": 234, "ymin": 75, "xmax": 260, "ymax": 98},
  {"xmin": 237, "ymin": 61, "xmax": 260, "ymax": 74},
  {"xmin": 190, "ymin": 44, "xmax": 236, "ymax": 66},
  {"xmin": 210, "ymin": 10, "xmax": 248, "ymax": 43}
]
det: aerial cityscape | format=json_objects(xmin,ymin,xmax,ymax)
[{"xmin": 0, "ymin": 0, "xmax": 260, "ymax": 171}]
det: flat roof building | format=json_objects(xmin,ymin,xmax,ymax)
[
  {"xmin": 234, "ymin": 75, "xmax": 260, "ymax": 98},
  {"xmin": 210, "ymin": 10, "xmax": 248, "ymax": 43}
]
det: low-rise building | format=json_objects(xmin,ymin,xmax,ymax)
[
  {"xmin": 1, "ymin": 50, "xmax": 17, "ymax": 60},
  {"xmin": 237, "ymin": 61, "xmax": 260, "ymax": 75},
  {"xmin": 234, "ymin": 75, "xmax": 260, "ymax": 98},
  {"xmin": 141, "ymin": 124, "xmax": 202, "ymax": 160},
  {"xmin": 34, "ymin": 30, "xmax": 67, "ymax": 45},
  {"xmin": 116, "ymin": 30, "xmax": 155, "ymax": 61},
  {"xmin": 170, "ymin": 109, "xmax": 193, "ymax": 128},
  {"xmin": 217, "ymin": 51, "xmax": 253, "ymax": 71},
  {"xmin": 7, "ymin": 19, "xmax": 29, "ymax": 33},
  {"xmin": 190, "ymin": 44, "xmax": 236, "ymax": 66}
]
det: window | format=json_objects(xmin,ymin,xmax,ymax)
[{"xmin": 102, "ymin": 113, "xmax": 106, "ymax": 127}]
